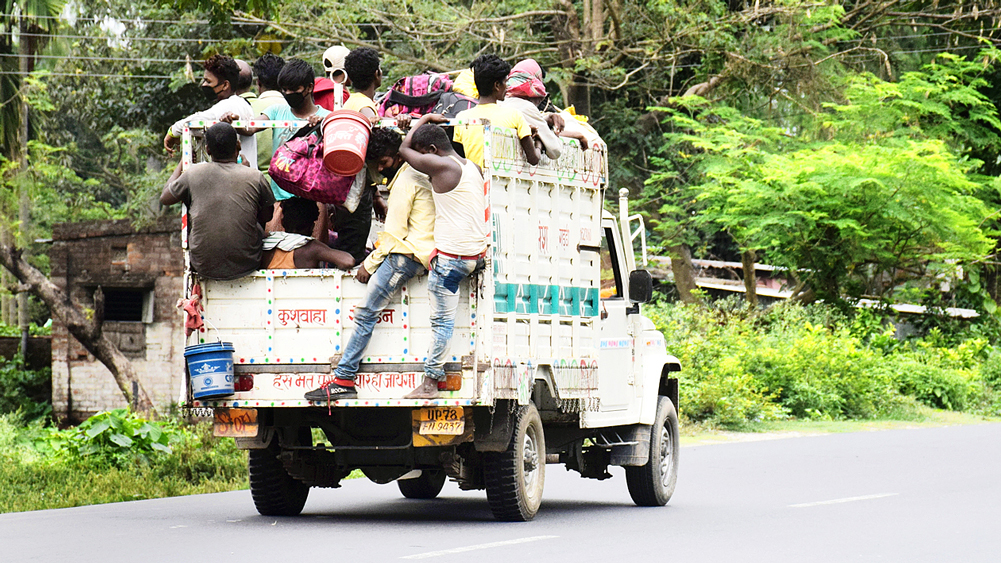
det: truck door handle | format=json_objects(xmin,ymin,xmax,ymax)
[{"xmin": 577, "ymin": 244, "xmax": 600, "ymax": 253}]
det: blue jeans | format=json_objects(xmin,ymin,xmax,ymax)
[
  {"xmin": 334, "ymin": 253, "xmax": 424, "ymax": 380},
  {"xmin": 425, "ymin": 255, "xmax": 484, "ymax": 381}
]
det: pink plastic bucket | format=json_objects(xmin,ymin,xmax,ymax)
[{"xmin": 322, "ymin": 109, "xmax": 371, "ymax": 175}]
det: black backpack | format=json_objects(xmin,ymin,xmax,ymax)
[{"xmin": 432, "ymin": 91, "xmax": 478, "ymax": 118}]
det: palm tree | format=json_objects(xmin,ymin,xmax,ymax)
[
  {"xmin": 0, "ymin": 0, "xmax": 62, "ymax": 335},
  {"xmin": 1, "ymin": 0, "xmax": 62, "ymax": 159}
]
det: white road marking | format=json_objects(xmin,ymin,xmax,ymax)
[
  {"xmin": 789, "ymin": 493, "xmax": 899, "ymax": 508},
  {"xmin": 401, "ymin": 535, "xmax": 558, "ymax": 560}
]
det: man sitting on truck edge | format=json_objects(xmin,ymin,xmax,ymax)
[
  {"xmin": 164, "ymin": 54, "xmax": 257, "ymax": 168},
  {"xmin": 262, "ymin": 197, "xmax": 356, "ymax": 270},
  {"xmin": 304, "ymin": 152, "xmax": 437, "ymax": 402},
  {"xmin": 160, "ymin": 122, "xmax": 275, "ymax": 280},
  {"xmin": 453, "ymin": 54, "xmax": 541, "ymax": 169},
  {"xmin": 398, "ymin": 115, "xmax": 489, "ymax": 399},
  {"xmin": 231, "ymin": 58, "xmax": 330, "ymax": 237},
  {"xmin": 343, "ymin": 47, "xmax": 382, "ymax": 123}
]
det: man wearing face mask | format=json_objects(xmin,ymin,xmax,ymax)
[
  {"xmin": 258, "ymin": 58, "xmax": 330, "ymax": 202},
  {"xmin": 165, "ymin": 54, "xmax": 256, "ymax": 168}
]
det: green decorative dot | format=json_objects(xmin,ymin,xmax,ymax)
[
  {"xmin": 268, "ymin": 299, "xmax": 272, "ymax": 304},
  {"xmin": 270, "ymin": 402, "xmax": 275, "ymax": 406},
  {"xmin": 301, "ymin": 358, "xmax": 305, "ymax": 362},
  {"xmin": 200, "ymin": 338, "xmax": 205, "ymax": 343},
  {"xmin": 335, "ymin": 297, "xmax": 340, "ymax": 302},
  {"xmin": 265, "ymin": 358, "xmax": 269, "ymax": 363},
  {"xmin": 403, "ymin": 337, "xmax": 408, "ymax": 341},
  {"xmin": 268, "ymin": 335, "xmax": 272, "ymax": 340},
  {"xmin": 336, "ymin": 331, "xmax": 340, "ymax": 336}
]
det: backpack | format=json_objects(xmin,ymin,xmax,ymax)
[
  {"xmin": 432, "ymin": 90, "xmax": 478, "ymax": 118},
  {"xmin": 269, "ymin": 124, "xmax": 356, "ymax": 205},
  {"xmin": 377, "ymin": 73, "xmax": 454, "ymax": 117}
]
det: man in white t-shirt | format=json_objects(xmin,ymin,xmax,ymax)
[{"xmin": 164, "ymin": 54, "xmax": 256, "ymax": 168}]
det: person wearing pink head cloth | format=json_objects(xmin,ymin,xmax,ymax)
[{"xmin": 500, "ymin": 59, "xmax": 566, "ymax": 160}]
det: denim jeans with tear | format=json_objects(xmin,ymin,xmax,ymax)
[
  {"xmin": 425, "ymin": 255, "xmax": 484, "ymax": 381},
  {"xmin": 334, "ymin": 253, "xmax": 424, "ymax": 381}
]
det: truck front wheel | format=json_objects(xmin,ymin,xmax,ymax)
[
  {"xmin": 625, "ymin": 396, "xmax": 679, "ymax": 507},
  {"xmin": 483, "ymin": 403, "xmax": 546, "ymax": 521},
  {"xmin": 398, "ymin": 470, "xmax": 447, "ymax": 499},
  {"xmin": 249, "ymin": 440, "xmax": 310, "ymax": 516}
]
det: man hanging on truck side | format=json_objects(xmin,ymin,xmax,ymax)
[{"xmin": 396, "ymin": 114, "xmax": 489, "ymax": 399}]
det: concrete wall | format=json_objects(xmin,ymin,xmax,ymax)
[{"xmin": 49, "ymin": 217, "xmax": 185, "ymax": 422}]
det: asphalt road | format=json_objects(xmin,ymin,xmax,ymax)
[{"xmin": 3, "ymin": 423, "xmax": 1000, "ymax": 563}]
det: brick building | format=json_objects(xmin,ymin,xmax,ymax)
[{"xmin": 49, "ymin": 217, "xmax": 185, "ymax": 422}]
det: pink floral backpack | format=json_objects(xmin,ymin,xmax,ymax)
[{"xmin": 268, "ymin": 124, "xmax": 356, "ymax": 205}]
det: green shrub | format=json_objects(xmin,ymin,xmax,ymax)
[
  {"xmin": 0, "ymin": 357, "xmax": 51, "ymax": 422},
  {"xmin": 0, "ymin": 411, "xmax": 247, "ymax": 513},
  {"xmin": 32, "ymin": 408, "xmax": 180, "ymax": 469},
  {"xmin": 980, "ymin": 349, "xmax": 1001, "ymax": 388},
  {"xmin": 881, "ymin": 359, "xmax": 972, "ymax": 411},
  {"xmin": 647, "ymin": 299, "xmax": 997, "ymax": 428}
]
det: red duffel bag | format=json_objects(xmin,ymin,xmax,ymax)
[{"xmin": 268, "ymin": 124, "xmax": 356, "ymax": 205}]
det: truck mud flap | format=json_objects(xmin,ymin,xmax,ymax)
[
  {"xmin": 606, "ymin": 424, "xmax": 652, "ymax": 467},
  {"xmin": 472, "ymin": 403, "xmax": 516, "ymax": 452}
]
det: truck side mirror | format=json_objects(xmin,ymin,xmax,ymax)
[{"xmin": 629, "ymin": 270, "xmax": 653, "ymax": 303}]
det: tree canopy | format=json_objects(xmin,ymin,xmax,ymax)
[{"xmin": 2, "ymin": 0, "xmax": 1001, "ymax": 322}]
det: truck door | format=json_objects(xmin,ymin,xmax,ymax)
[{"xmin": 596, "ymin": 225, "xmax": 632, "ymax": 412}]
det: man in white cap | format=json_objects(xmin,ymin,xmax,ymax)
[{"xmin": 314, "ymin": 45, "xmax": 351, "ymax": 111}]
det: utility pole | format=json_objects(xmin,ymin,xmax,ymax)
[{"xmin": 17, "ymin": 15, "xmax": 31, "ymax": 355}]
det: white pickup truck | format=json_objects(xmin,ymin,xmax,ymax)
[{"xmin": 178, "ymin": 119, "xmax": 681, "ymax": 521}]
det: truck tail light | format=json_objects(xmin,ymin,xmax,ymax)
[
  {"xmin": 437, "ymin": 373, "xmax": 462, "ymax": 391},
  {"xmin": 234, "ymin": 374, "xmax": 254, "ymax": 392}
]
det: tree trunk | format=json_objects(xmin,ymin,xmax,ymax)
[
  {"xmin": 0, "ymin": 244, "xmax": 157, "ymax": 418},
  {"xmin": 741, "ymin": 249, "xmax": 758, "ymax": 308},
  {"xmin": 667, "ymin": 244, "xmax": 700, "ymax": 303}
]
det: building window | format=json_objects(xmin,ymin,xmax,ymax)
[{"xmin": 101, "ymin": 288, "xmax": 154, "ymax": 323}]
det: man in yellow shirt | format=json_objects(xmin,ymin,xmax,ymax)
[
  {"xmin": 343, "ymin": 47, "xmax": 382, "ymax": 123},
  {"xmin": 305, "ymin": 152, "xmax": 436, "ymax": 402},
  {"xmin": 453, "ymin": 54, "xmax": 541, "ymax": 169}
]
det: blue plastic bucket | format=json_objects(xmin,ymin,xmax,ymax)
[{"xmin": 184, "ymin": 342, "xmax": 236, "ymax": 399}]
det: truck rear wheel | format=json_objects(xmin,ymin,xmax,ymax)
[
  {"xmin": 249, "ymin": 440, "xmax": 310, "ymax": 516},
  {"xmin": 398, "ymin": 470, "xmax": 447, "ymax": 499},
  {"xmin": 483, "ymin": 403, "xmax": 546, "ymax": 521},
  {"xmin": 625, "ymin": 396, "xmax": 679, "ymax": 507}
]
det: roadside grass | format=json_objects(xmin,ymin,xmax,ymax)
[
  {"xmin": 0, "ymin": 413, "xmax": 248, "ymax": 514},
  {"xmin": 679, "ymin": 405, "xmax": 1000, "ymax": 446}
]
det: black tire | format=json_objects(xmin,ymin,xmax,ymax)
[
  {"xmin": 398, "ymin": 470, "xmax": 448, "ymax": 499},
  {"xmin": 483, "ymin": 403, "xmax": 546, "ymax": 521},
  {"xmin": 249, "ymin": 440, "xmax": 310, "ymax": 516},
  {"xmin": 625, "ymin": 396, "xmax": 679, "ymax": 507}
]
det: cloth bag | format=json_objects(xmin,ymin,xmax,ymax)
[{"xmin": 268, "ymin": 124, "xmax": 356, "ymax": 205}]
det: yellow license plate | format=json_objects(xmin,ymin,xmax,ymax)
[
  {"xmin": 418, "ymin": 407, "xmax": 464, "ymax": 435},
  {"xmin": 213, "ymin": 408, "xmax": 258, "ymax": 438}
]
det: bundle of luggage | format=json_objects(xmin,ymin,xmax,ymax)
[{"xmin": 271, "ymin": 70, "xmax": 479, "ymax": 206}]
